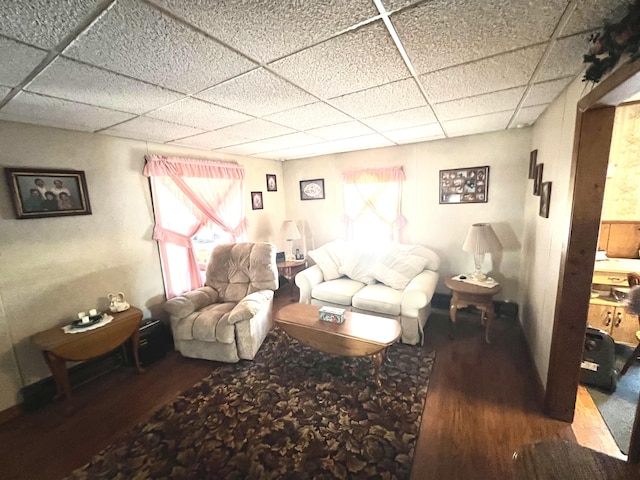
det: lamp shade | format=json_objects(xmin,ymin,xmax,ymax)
[
  {"xmin": 462, "ymin": 223, "xmax": 502, "ymax": 254},
  {"xmin": 281, "ymin": 220, "xmax": 301, "ymax": 240}
]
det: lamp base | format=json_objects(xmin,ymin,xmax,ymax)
[
  {"xmin": 285, "ymin": 240, "xmax": 294, "ymax": 262},
  {"xmin": 470, "ymin": 271, "xmax": 487, "ymax": 282}
]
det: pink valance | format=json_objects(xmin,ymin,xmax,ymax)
[
  {"xmin": 342, "ymin": 166, "xmax": 405, "ymax": 184},
  {"xmin": 144, "ymin": 155, "xmax": 245, "ymax": 179}
]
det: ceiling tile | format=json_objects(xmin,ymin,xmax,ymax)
[
  {"xmin": 26, "ymin": 57, "xmax": 185, "ymax": 114},
  {"xmin": 254, "ymin": 143, "xmax": 328, "ymax": 160},
  {"xmin": 329, "ymin": 77, "xmax": 426, "ymax": 118},
  {"xmin": 314, "ymin": 133, "xmax": 395, "ymax": 154},
  {"xmin": 305, "ymin": 121, "xmax": 375, "ymax": 141},
  {"xmin": 265, "ymin": 102, "xmax": 353, "ymax": 130},
  {"xmin": 383, "ymin": 123, "xmax": 446, "ymax": 144},
  {"xmin": 149, "ymin": 0, "xmax": 378, "ymax": 63},
  {"xmin": 536, "ymin": 33, "xmax": 590, "ymax": 82},
  {"xmin": 434, "ymin": 86, "xmax": 526, "ymax": 121},
  {"xmin": 363, "ymin": 105, "xmax": 437, "ymax": 131},
  {"xmin": 169, "ymin": 130, "xmax": 250, "ymax": 149},
  {"xmin": 512, "ymin": 104, "xmax": 548, "ymax": 127},
  {"xmin": 0, "ymin": 37, "xmax": 48, "ymax": 87},
  {"xmin": 0, "ymin": 86, "xmax": 11, "ymax": 97},
  {"xmin": 419, "ymin": 45, "xmax": 546, "ymax": 103},
  {"xmin": 0, "ymin": 91, "xmax": 134, "ymax": 131},
  {"xmin": 213, "ymin": 119, "xmax": 296, "ymax": 141},
  {"xmin": 147, "ymin": 97, "xmax": 251, "ymax": 130},
  {"xmin": 442, "ymin": 111, "xmax": 513, "ymax": 138},
  {"xmin": 523, "ymin": 77, "xmax": 573, "ymax": 107},
  {"xmin": 101, "ymin": 116, "xmax": 206, "ymax": 143},
  {"xmin": 269, "ymin": 21, "xmax": 409, "ymax": 99},
  {"xmin": 562, "ymin": 0, "xmax": 629, "ymax": 37},
  {"xmin": 64, "ymin": 0, "xmax": 257, "ymax": 93},
  {"xmin": 215, "ymin": 138, "xmax": 282, "ymax": 156},
  {"xmin": 0, "ymin": 0, "xmax": 104, "ymax": 49},
  {"xmin": 381, "ymin": 1, "xmax": 424, "ymax": 12},
  {"xmin": 392, "ymin": 0, "xmax": 566, "ymax": 74},
  {"xmin": 256, "ymin": 132, "xmax": 324, "ymax": 151},
  {"xmin": 196, "ymin": 68, "xmax": 316, "ymax": 117}
]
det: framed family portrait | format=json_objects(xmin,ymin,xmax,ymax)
[
  {"xmin": 4, "ymin": 167, "xmax": 92, "ymax": 219},
  {"xmin": 251, "ymin": 191, "xmax": 263, "ymax": 210},
  {"xmin": 533, "ymin": 164, "xmax": 544, "ymax": 196},
  {"xmin": 528, "ymin": 150, "xmax": 538, "ymax": 179},
  {"xmin": 300, "ymin": 178, "xmax": 325, "ymax": 200},
  {"xmin": 266, "ymin": 174, "xmax": 277, "ymax": 192},
  {"xmin": 439, "ymin": 166, "xmax": 489, "ymax": 204},
  {"xmin": 539, "ymin": 182, "xmax": 552, "ymax": 218}
]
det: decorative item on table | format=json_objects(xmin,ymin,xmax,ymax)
[
  {"xmin": 281, "ymin": 220, "xmax": 301, "ymax": 261},
  {"xmin": 462, "ymin": 223, "xmax": 503, "ymax": 282},
  {"xmin": 319, "ymin": 306, "xmax": 345, "ymax": 324},
  {"xmin": 71, "ymin": 309, "xmax": 103, "ymax": 328},
  {"xmin": 108, "ymin": 292, "xmax": 130, "ymax": 312},
  {"xmin": 295, "ymin": 248, "xmax": 304, "ymax": 260}
]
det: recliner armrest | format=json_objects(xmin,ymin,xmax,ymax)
[
  {"xmin": 295, "ymin": 265, "xmax": 324, "ymax": 303},
  {"xmin": 164, "ymin": 286, "xmax": 219, "ymax": 318},
  {"xmin": 228, "ymin": 290, "xmax": 274, "ymax": 325},
  {"xmin": 400, "ymin": 270, "xmax": 439, "ymax": 316}
]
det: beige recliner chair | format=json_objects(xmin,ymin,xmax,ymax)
[{"xmin": 163, "ymin": 242, "xmax": 278, "ymax": 363}]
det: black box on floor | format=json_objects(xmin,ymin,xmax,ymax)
[{"xmin": 126, "ymin": 319, "xmax": 172, "ymax": 367}]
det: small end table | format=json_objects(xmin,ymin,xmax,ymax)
[
  {"xmin": 444, "ymin": 277, "xmax": 502, "ymax": 343},
  {"xmin": 277, "ymin": 259, "xmax": 308, "ymax": 301}
]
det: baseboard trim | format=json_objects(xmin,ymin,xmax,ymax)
[{"xmin": 0, "ymin": 404, "xmax": 22, "ymax": 425}]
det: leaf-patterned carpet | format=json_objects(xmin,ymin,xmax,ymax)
[{"xmin": 67, "ymin": 329, "xmax": 434, "ymax": 479}]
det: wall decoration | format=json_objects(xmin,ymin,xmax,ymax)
[
  {"xmin": 528, "ymin": 150, "xmax": 538, "ymax": 179},
  {"xmin": 300, "ymin": 178, "xmax": 325, "ymax": 200},
  {"xmin": 4, "ymin": 167, "xmax": 92, "ymax": 219},
  {"xmin": 266, "ymin": 174, "xmax": 277, "ymax": 192},
  {"xmin": 251, "ymin": 191, "xmax": 263, "ymax": 210},
  {"xmin": 533, "ymin": 164, "xmax": 544, "ymax": 196},
  {"xmin": 439, "ymin": 166, "xmax": 489, "ymax": 204},
  {"xmin": 540, "ymin": 182, "xmax": 552, "ymax": 218}
]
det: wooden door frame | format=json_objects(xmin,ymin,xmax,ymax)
[{"xmin": 544, "ymin": 59, "xmax": 640, "ymax": 462}]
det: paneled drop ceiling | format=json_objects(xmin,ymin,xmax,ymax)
[{"xmin": 0, "ymin": 0, "xmax": 630, "ymax": 160}]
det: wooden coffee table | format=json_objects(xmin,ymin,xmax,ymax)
[{"xmin": 274, "ymin": 303, "xmax": 401, "ymax": 386}]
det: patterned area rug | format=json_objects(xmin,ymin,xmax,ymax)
[{"xmin": 67, "ymin": 329, "xmax": 434, "ymax": 479}]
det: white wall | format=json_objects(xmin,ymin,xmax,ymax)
[
  {"xmin": 282, "ymin": 128, "xmax": 532, "ymax": 302},
  {"xmin": 0, "ymin": 120, "xmax": 286, "ymax": 410}
]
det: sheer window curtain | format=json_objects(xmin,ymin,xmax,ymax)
[
  {"xmin": 342, "ymin": 166, "xmax": 406, "ymax": 243},
  {"xmin": 144, "ymin": 155, "xmax": 247, "ymax": 298}
]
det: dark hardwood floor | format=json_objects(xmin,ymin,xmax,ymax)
[{"xmin": 0, "ymin": 290, "xmax": 619, "ymax": 479}]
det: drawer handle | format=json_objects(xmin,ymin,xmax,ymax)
[
  {"xmin": 606, "ymin": 312, "xmax": 612, "ymax": 326},
  {"xmin": 615, "ymin": 312, "xmax": 622, "ymax": 327},
  {"xmin": 607, "ymin": 276, "xmax": 623, "ymax": 282}
]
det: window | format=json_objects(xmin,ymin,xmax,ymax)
[{"xmin": 192, "ymin": 224, "xmax": 233, "ymax": 281}]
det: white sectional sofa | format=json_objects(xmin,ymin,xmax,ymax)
[{"xmin": 295, "ymin": 241, "xmax": 440, "ymax": 345}]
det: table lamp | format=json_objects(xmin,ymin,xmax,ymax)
[
  {"xmin": 462, "ymin": 223, "xmax": 502, "ymax": 281},
  {"xmin": 281, "ymin": 220, "xmax": 301, "ymax": 261}
]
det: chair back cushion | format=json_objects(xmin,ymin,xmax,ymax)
[{"xmin": 205, "ymin": 243, "xmax": 278, "ymax": 302}]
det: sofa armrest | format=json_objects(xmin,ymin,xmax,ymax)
[
  {"xmin": 401, "ymin": 270, "xmax": 439, "ymax": 316},
  {"xmin": 295, "ymin": 265, "xmax": 325, "ymax": 304},
  {"xmin": 164, "ymin": 286, "xmax": 219, "ymax": 318},
  {"xmin": 228, "ymin": 290, "xmax": 274, "ymax": 325}
]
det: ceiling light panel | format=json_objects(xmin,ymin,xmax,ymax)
[
  {"xmin": 383, "ymin": 123, "xmax": 446, "ymax": 144},
  {"xmin": 64, "ymin": 0, "xmax": 257, "ymax": 94},
  {"xmin": 148, "ymin": 0, "xmax": 378, "ymax": 63},
  {"xmin": 0, "ymin": 37, "xmax": 48, "ymax": 87},
  {"xmin": 536, "ymin": 33, "xmax": 590, "ymax": 82},
  {"xmin": 0, "ymin": 91, "xmax": 134, "ymax": 131},
  {"xmin": 305, "ymin": 121, "xmax": 376, "ymax": 141},
  {"xmin": 434, "ymin": 86, "xmax": 526, "ymax": 121},
  {"xmin": 212, "ymin": 119, "xmax": 295, "ymax": 142},
  {"xmin": 26, "ymin": 57, "xmax": 185, "ymax": 114},
  {"xmin": 196, "ymin": 68, "xmax": 316, "ymax": 118},
  {"xmin": 146, "ymin": 97, "xmax": 252, "ymax": 130},
  {"xmin": 265, "ymin": 102, "xmax": 354, "ymax": 131},
  {"xmin": 391, "ymin": 0, "xmax": 566, "ymax": 75},
  {"xmin": 0, "ymin": 0, "xmax": 105, "ymax": 49},
  {"xmin": 363, "ymin": 105, "xmax": 437, "ymax": 131},
  {"xmin": 269, "ymin": 21, "xmax": 409, "ymax": 99},
  {"xmin": 443, "ymin": 110, "xmax": 514, "ymax": 138},
  {"xmin": 101, "ymin": 116, "xmax": 205, "ymax": 143},
  {"xmin": 419, "ymin": 44, "xmax": 546, "ymax": 103},
  {"xmin": 523, "ymin": 77, "xmax": 573, "ymax": 107},
  {"xmin": 330, "ymin": 77, "xmax": 426, "ymax": 118},
  {"xmin": 561, "ymin": 0, "xmax": 629, "ymax": 37}
]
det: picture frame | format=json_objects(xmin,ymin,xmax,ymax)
[
  {"xmin": 539, "ymin": 182, "xmax": 552, "ymax": 218},
  {"xmin": 439, "ymin": 166, "xmax": 489, "ymax": 204},
  {"xmin": 300, "ymin": 178, "xmax": 325, "ymax": 200},
  {"xmin": 266, "ymin": 174, "xmax": 277, "ymax": 192},
  {"xmin": 4, "ymin": 167, "xmax": 92, "ymax": 219},
  {"xmin": 251, "ymin": 191, "xmax": 263, "ymax": 210},
  {"xmin": 533, "ymin": 164, "xmax": 544, "ymax": 196},
  {"xmin": 528, "ymin": 150, "xmax": 538, "ymax": 179}
]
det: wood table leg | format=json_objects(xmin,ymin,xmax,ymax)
[
  {"xmin": 449, "ymin": 302, "xmax": 458, "ymax": 340},
  {"xmin": 484, "ymin": 304, "xmax": 495, "ymax": 344},
  {"xmin": 130, "ymin": 328, "xmax": 145, "ymax": 374},
  {"xmin": 370, "ymin": 350, "xmax": 384, "ymax": 387},
  {"xmin": 43, "ymin": 351, "xmax": 76, "ymax": 414}
]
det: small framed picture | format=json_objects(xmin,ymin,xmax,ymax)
[
  {"xmin": 439, "ymin": 166, "xmax": 489, "ymax": 204},
  {"xmin": 4, "ymin": 167, "xmax": 92, "ymax": 219},
  {"xmin": 300, "ymin": 178, "xmax": 325, "ymax": 200},
  {"xmin": 251, "ymin": 191, "xmax": 263, "ymax": 210},
  {"xmin": 266, "ymin": 174, "xmax": 277, "ymax": 192},
  {"xmin": 533, "ymin": 164, "xmax": 544, "ymax": 196},
  {"xmin": 528, "ymin": 150, "xmax": 538, "ymax": 179},
  {"xmin": 540, "ymin": 182, "xmax": 552, "ymax": 218}
]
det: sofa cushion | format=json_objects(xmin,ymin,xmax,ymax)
[
  {"xmin": 370, "ymin": 247, "xmax": 428, "ymax": 289},
  {"xmin": 338, "ymin": 246, "xmax": 378, "ymax": 284},
  {"xmin": 173, "ymin": 302, "xmax": 236, "ymax": 343},
  {"xmin": 352, "ymin": 284, "xmax": 402, "ymax": 316},
  {"xmin": 307, "ymin": 241, "xmax": 347, "ymax": 281},
  {"xmin": 311, "ymin": 278, "xmax": 365, "ymax": 306}
]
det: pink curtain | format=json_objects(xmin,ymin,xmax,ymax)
[
  {"xmin": 144, "ymin": 155, "xmax": 246, "ymax": 298},
  {"xmin": 342, "ymin": 166, "xmax": 407, "ymax": 242}
]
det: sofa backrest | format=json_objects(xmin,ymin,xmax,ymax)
[{"xmin": 205, "ymin": 242, "xmax": 278, "ymax": 302}]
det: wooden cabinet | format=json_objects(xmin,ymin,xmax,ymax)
[{"xmin": 588, "ymin": 298, "xmax": 638, "ymax": 345}]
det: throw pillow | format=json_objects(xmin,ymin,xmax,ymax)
[
  {"xmin": 307, "ymin": 241, "xmax": 347, "ymax": 280},
  {"xmin": 371, "ymin": 247, "xmax": 428, "ymax": 290},
  {"xmin": 338, "ymin": 245, "xmax": 379, "ymax": 285}
]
